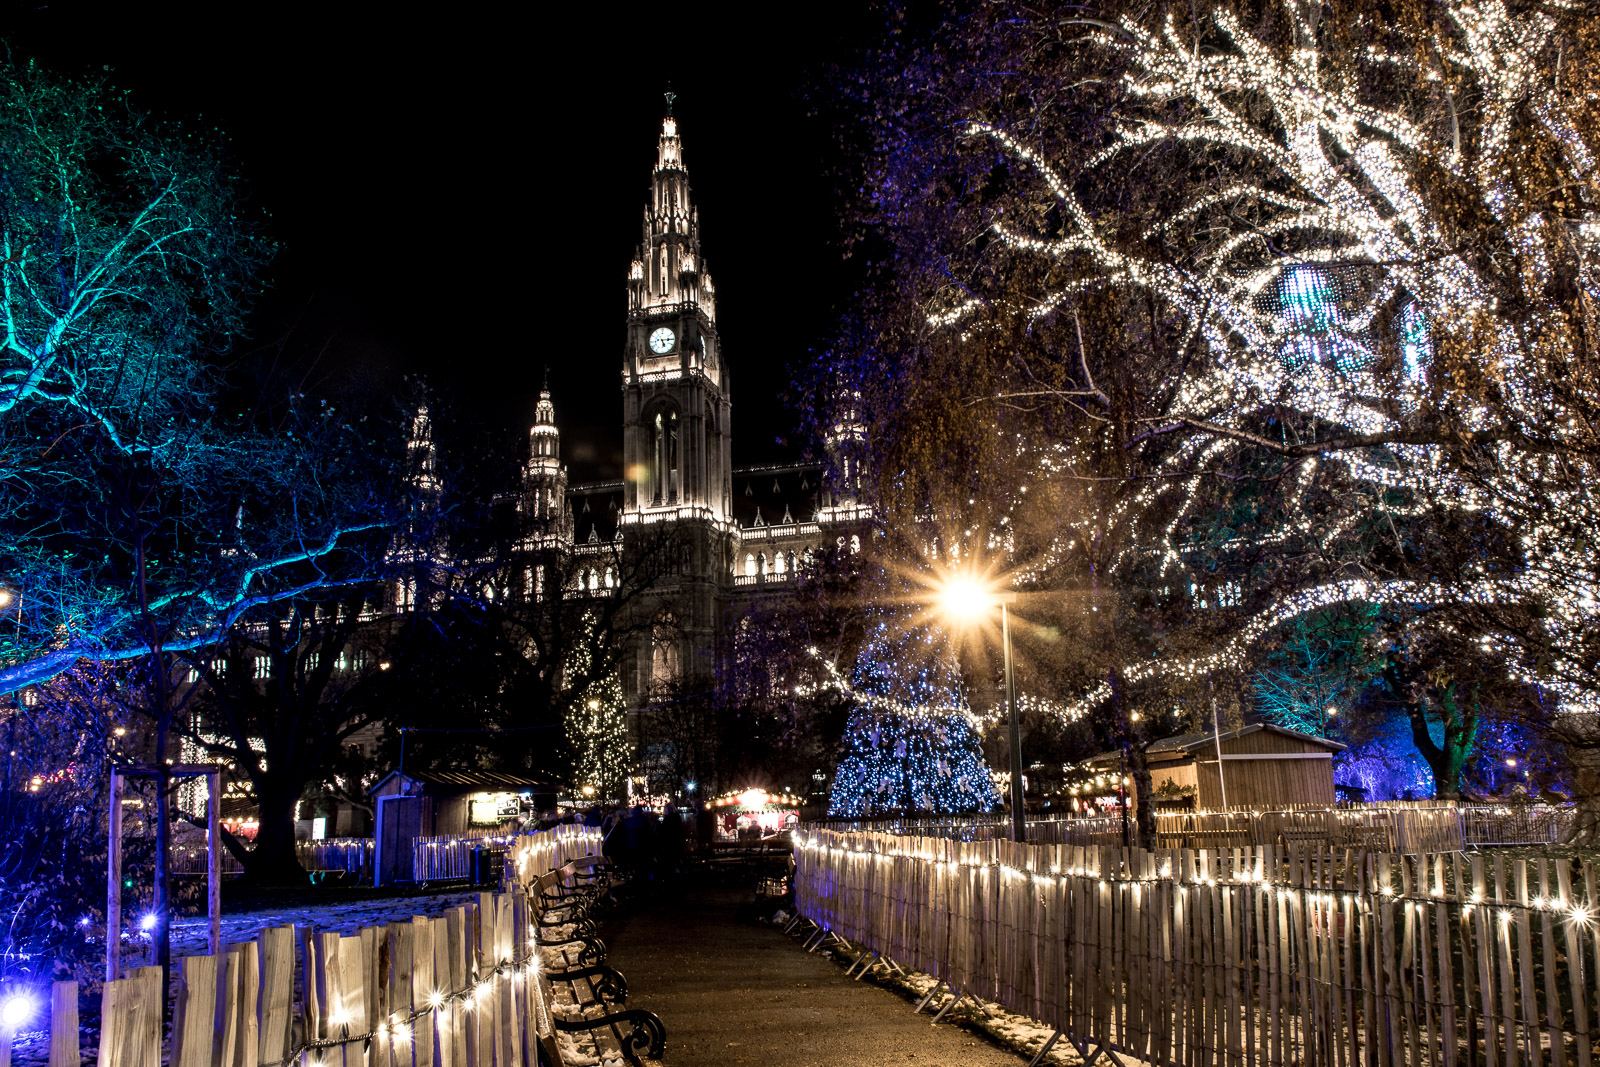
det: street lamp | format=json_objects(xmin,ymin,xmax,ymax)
[{"xmin": 938, "ymin": 577, "xmax": 1024, "ymax": 843}]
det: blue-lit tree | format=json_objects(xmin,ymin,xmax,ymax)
[
  {"xmin": 828, "ymin": 620, "xmax": 1001, "ymax": 817},
  {"xmin": 0, "ymin": 55, "xmax": 417, "ymax": 972}
]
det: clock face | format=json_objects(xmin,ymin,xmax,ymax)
[{"xmin": 648, "ymin": 327, "xmax": 676, "ymax": 354}]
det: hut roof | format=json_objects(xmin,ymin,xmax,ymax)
[
  {"xmin": 1082, "ymin": 723, "xmax": 1345, "ymax": 766},
  {"xmin": 368, "ymin": 769, "xmax": 565, "ymax": 796}
]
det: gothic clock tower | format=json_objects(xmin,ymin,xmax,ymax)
[
  {"xmin": 620, "ymin": 104, "xmax": 736, "ymax": 702},
  {"xmin": 622, "ymin": 109, "xmax": 732, "ymax": 520}
]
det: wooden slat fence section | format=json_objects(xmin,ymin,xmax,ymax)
[
  {"xmin": 67, "ymin": 825, "xmax": 602, "ymax": 1066},
  {"xmin": 412, "ymin": 831, "xmax": 517, "ymax": 882},
  {"xmin": 504, "ymin": 825, "xmax": 606, "ymax": 890},
  {"xmin": 297, "ymin": 839, "xmax": 375, "ymax": 879},
  {"xmin": 795, "ymin": 828, "xmax": 1600, "ymax": 1067}
]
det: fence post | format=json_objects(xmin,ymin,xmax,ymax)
[
  {"xmin": 207, "ymin": 769, "xmax": 222, "ymax": 957},
  {"xmin": 47, "ymin": 981, "xmax": 76, "ymax": 1067}
]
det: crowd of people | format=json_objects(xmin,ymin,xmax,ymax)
[{"xmin": 533, "ymin": 802, "xmax": 717, "ymax": 878}]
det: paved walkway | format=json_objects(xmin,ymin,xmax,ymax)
[{"xmin": 604, "ymin": 882, "xmax": 1027, "ymax": 1067}]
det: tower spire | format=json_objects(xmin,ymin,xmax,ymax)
[
  {"xmin": 628, "ymin": 112, "xmax": 716, "ymax": 323},
  {"xmin": 664, "ymin": 86, "xmax": 675, "ymax": 116}
]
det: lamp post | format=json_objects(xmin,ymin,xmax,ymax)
[{"xmin": 939, "ymin": 580, "xmax": 1025, "ymax": 843}]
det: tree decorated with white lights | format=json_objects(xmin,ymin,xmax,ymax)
[
  {"xmin": 829, "ymin": 0, "xmax": 1600, "ymax": 820},
  {"xmin": 566, "ymin": 655, "xmax": 630, "ymax": 802},
  {"xmin": 942, "ymin": 0, "xmax": 1600, "ymax": 714},
  {"xmin": 827, "ymin": 619, "xmax": 1002, "ymax": 817}
]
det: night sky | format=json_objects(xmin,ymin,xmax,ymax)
[{"xmin": 5, "ymin": 3, "xmax": 876, "ymax": 482}]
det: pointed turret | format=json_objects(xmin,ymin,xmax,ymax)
[
  {"xmin": 621, "ymin": 98, "xmax": 733, "ymax": 524},
  {"xmin": 523, "ymin": 386, "xmax": 572, "ymax": 543}
]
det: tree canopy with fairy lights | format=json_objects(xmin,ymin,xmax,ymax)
[
  {"xmin": 0, "ymin": 55, "xmax": 403, "ymax": 692},
  {"xmin": 822, "ymin": 0, "xmax": 1600, "ymax": 832}
]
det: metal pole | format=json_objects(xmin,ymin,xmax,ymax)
[
  {"xmin": 106, "ymin": 768, "xmax": 123, "ymax": 983},
  {"xmin": 1003, "ymin": 604, "xmax": 1024, "ymax": 843},
  {"xmin": 207, "ymin": 769, "xmax": 221, "ymax": 957},
  {"xmin": 1210, "ymin": 679, "xmax": 1230, "ymax": 811}
]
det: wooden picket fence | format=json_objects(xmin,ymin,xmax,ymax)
[
  {"xmin": 808, "ymin": 802, "xmax": 1574, "ymax": 854},
  {"xmin": 504, "ymin": 825, "xmax": 604, "ymax": 891},
  {"xmin": 412, "ymin": 831, "xmax": 517, "ymax": 882},
  {"xmin": 76, "ymin": 825, "xmax": 604, "ymax": 1065},
  {"xmin": 795, "ymin": 828, "xmax": 1600, "ymax": 1067}
]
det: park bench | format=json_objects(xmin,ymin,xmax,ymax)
[{"xmin": 525, "ymin": 857, "xmax": 665, "ymax": 1066}]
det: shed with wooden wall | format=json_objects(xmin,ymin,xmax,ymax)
[{"xmin": 1086, "ymin": 724, "xmax": 1344, "ymax": 810}]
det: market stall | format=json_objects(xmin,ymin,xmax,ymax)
[{"xmin": 710, "ymin": 787, "xmax": 800, "ymax": 840}]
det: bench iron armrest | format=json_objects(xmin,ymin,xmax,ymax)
[
  {"xmin": 545, "ymin": 963, "xmax": 628, "ymax": 1004},
  {"xmin": 552, "ymin": 1009, "xmax": 666, "ymax": 1067}
]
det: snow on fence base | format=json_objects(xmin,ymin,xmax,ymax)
[
  {"xmin": 67, "ymin": 825, "xmax": 604, "ymax": 1065},
  {"xmin": 794, "ymin": 828, "xmax": 1600, "ymax": 1067}
]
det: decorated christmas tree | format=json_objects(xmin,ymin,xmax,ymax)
[
  {"xmin": 827, "ymin": 621, "xmax": 1001, "ymax": 816},
  {"xmin": 564, "ymin": 634, "xmax": 631, "ymax": 800}
]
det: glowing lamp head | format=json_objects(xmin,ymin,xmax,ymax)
[
  {"xmin": 1, "ymin": 993, "xmax": 34, "ymax": 1030},
  {"xmin": 139, "ymin": 913, "xmax": 158, "ymax": 933},
  {"xmin": 940, "ymin": 580, "xmax": 989, "ymax": 619},
  {"xmin": 738, "ymin": 787, "xmax": 770, "ymax": 809}
]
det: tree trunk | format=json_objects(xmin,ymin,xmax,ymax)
[
  {"xmin": 1109, "ymin": 667, "xmax": 1155, "ymax": 850},
  {"xmin": 246, "ymin": 781, "xmax": 310, "ymax": 884},
  {"xmin": 1125, "ymin": 739, "xmax": 1156, "ymax": 850},
  {"xmin": 1403, "ymin": 685, "xmax": 1477, "ymax": 800},
  {"xmin": 1559, "ymin": 717, "xmax": 1600, "ymax": 846}
]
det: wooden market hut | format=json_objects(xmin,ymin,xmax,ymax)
[
  {"xmin": 369, "ymin": 769, "xmax": 563, "ymax": 886},
  {"xmin": 1087, "ymin": 723, "xmax": 1345, "ymax": 810}
]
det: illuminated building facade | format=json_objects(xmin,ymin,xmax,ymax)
[{"xmin": 519, "ymin": 109, "xmax": 870, "ymax": 709}]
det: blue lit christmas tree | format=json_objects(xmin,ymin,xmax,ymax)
[{"xmin": 827, "ymin": 621, "xmax": 1002, "ymax": 816}]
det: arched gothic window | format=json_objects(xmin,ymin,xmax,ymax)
[
  {"xmin": 744, "ymin": 552, "xmax": 756, "ymax": 577},
  {"xmin": 649, "ymin": 409, "xmax": 679, "ymax": 505},
  {"xmin": 651, "ymin": 613, "xmax": 680, "ymax": 692},
  {"xmin": 774, "ymin": 551, "xmax": 786, "ymax": 576}
]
